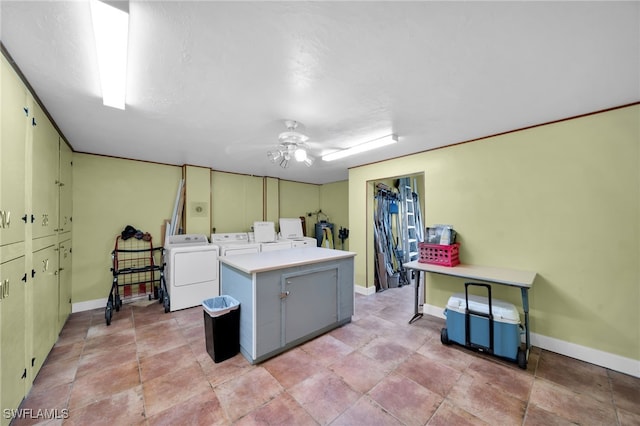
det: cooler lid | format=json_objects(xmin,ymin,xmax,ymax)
[
  {"xmin": 279, "ymin": 218, "xmax": 304, "ymax": 239},
  {"xmin": 446, "ymin": 293, "xmax": 520, "ymax": 324},
  {"xmin": 253, "ymin": 221, "xmax": 276, "ymax": 243}
]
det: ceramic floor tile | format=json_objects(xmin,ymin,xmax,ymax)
[
  {"xmin": 465, "ymin": 358, "xmax": 534, "ymax": 401},
  {"xmin": 31, "ymin": 357, "xmax": 78, "ymax": 391},
  {"xmin": 234, "ymin": 391, "xmax": 317, "ymax": 426},
  {"xmin": 329, "ymin": 350, "xmax": 389, "ymax": 393},
  {"xmin": 288, "ymin": 369, "xmax": 361, "ymax": 425},
  {"xmin": 43, "ymin": 341, "xmax": 84, "ymax": 365},
  {"xmin": 142, "ymin": 363, "xmax": 212, "ymax": 418},
  {"xmin": 214, "ymin": 367, "xmax": 283, "ymax": 422},
  {"xmin": 138, "ymin": 343, "xmax": 198, "ymax": 383},
  {"xmin": 328, "ymin": 321, "xmax": 375, "ymax": 349},
  {"xmin": 523, "ymin": 404, "xmax": 579, "ymax": 426},
  {"xmin": 332, "ymin": 396, "xmax": 404, "ymax": 426},
  {"xmin": 528, "ymin": 378, "xmax": 617, "ymax": 425},
  {"xmin": 416, "ymin": 335, "xmax": 476, "ymax": 372},
  {"xmin": 75, "ymin": 342, "xmax": 138, "ymax": 378},
  {"xmin": 427, "ymin": 400, "xmax": 489, "ymax": 426},
  {"xmin": 65, "ymin": 385, "xmax": 145, "ymax": 426},
  {"xmin": 16, "ymin": 382, "xmax": 72, "ymax": 418},
  {"xmin": 618, "ymin": 406, "xmax": 640, "ymax": 426},
  {"xmin": 368, "ymin": 372, "xmax": 442, "ymax": 426},
  {"xmin": 358, "ymin": 336, "xmax": 414, "ymax": 372},
  {"xmin": 199, "ymin": 351, "xmax": 255, "ymax": 388},
  {"xmin": 68, "ymin": 360, "xmax": 140, "ymax": 411},
  {"xmin": 146, "ymin": 387, "xmax": 228, "ymax": 426},
  {"xmin": 299, "ymin": 333, "xmax": 354, "ymax": 366},
  {"xmin": 609, "ymin": 369, "xmax": 640, "ymax": 416},
  {"xmin": 81, "ymin": 328, "xmax": 136, "ymax": 356},
  {"xmin": 446, "ymin": 373, "xmax": 527, "ymax": 425},
  {"xmin": 536, "ymin": 350, "xmax": 612, "ymax": 404},
  {"xmin": 262, "ymin": 347, "xmax": 325, "ymax": 389},
  {"xmin": 136, "ymin": 325, "xmax": 189, "ymax": 359},
  {"xmin": 394, "ymin": 352, "xmax": 461, "ymax": 397}
]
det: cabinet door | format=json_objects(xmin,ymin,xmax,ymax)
[
  {"xmin": 57, "ymin": 240, "xmax": 72, "ymax": 334},
  {"xmin": 1, "ymin": 255, "xmax": 27, "ymax": 426},
  {"xmin": 58, "ymin": 142, "xmax": 72, "ymax": 234},
  {"xmin": 31, "ymin": 100, "xmax": 59, "ymax": 240},
  {"xmin": 1, "ymin": 57, "xmax": 28, "ymax": 246},
  {"xmin": 283, "ymin": 268, "xmax": 338, "ymax": 345},
  {"xmin": 31, "ymin": 245, "xmax": 58, "ymax": 375}
]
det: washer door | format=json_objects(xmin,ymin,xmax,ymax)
[{"xmin": 173, "ymin": 249, "xmax": 218, "ymax": 286}]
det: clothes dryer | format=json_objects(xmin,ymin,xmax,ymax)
[{"xmin": 164, "ymin": 234, "xmax": 219, "ymax": 312}]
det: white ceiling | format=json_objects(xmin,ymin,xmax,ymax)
[{"xmin": 2, "ymin": 1, "xmax": 638, "ymax": 184}]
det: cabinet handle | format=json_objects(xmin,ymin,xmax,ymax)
[
  {"xmin": 22, "ymin": 274, "xmax": 27, "ymax": 282},
  {"xmin": 4, "ymin": 211, "xmax": 9, "ymax": 227},
  {"xmin": 279, "ymin": 291, "xmax": 290, "ymax": 299},
  {"xmin": 4, "ymin": 279, "xmax": 8, "ymax": 298},
  {"xmin": 23, "ymin": 106, "xmax": 29, "ymax": 116},
  {"xmin": 22, "ymin": 214, "xmax": 28, "ymax": 223},
  {"xmin": 0, "ymin": 281, "xmax": 3, "ymax": 300},
  {"xmin": 32, "ymin": 117, "xmax": 37, "ymax": 126}
]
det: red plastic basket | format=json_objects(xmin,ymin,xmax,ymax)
[{"xmin": 418, "ymin": 242, "xmax": 460, "ymax": 267}]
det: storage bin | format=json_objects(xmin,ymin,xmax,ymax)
[
  {"xmin": 442, "ymin": 292, "xmax": 521, "ymax": 361},
  {"xmin": 203, "ymin": 295, "xmax": 240, "ymax": 363},
  {"xmin": 418, "ymin": 242, "xmax": 460, "ymax": 266}
]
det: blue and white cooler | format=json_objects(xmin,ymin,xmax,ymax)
[{"xmin": 441, "ymin": 283, "xmax": 525, "ymax": 367}]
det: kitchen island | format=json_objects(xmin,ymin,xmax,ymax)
[{"xmin": 219, "ymin": 247, "xmax": 356, "ymax": 364}]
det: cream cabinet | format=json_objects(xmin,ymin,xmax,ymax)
[
  {"xmin": 31, "ymin": 98, "xmax": 60, "ymax": 240},
  {"xmin": 0, "ymin": 255, "xmax": 27, "ymax": 426},
  {"xmin": 58, "ymin": 141, "xmax": 73, "ymax": 235},
  {"xmin": 1, "ymin": 54, "xmax": 73, "ymax": 415},
  {"xmin": 0, "ymin": 56, "xmax": 27, "ymax": 247},
  {"xmin": 57, "ymin": 239, "xmax": 72, "ymax": 334},
  {"xmin": 31, "ymin": 243, "xmax": 59, "ymax": 376}
]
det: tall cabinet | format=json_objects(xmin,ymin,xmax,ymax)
[{"xmin": 0, "ymin": 53, "xmax": 73, "ymax": 425}]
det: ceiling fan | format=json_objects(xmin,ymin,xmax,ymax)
[{"xmin": 267, "ymin": 120, "xmax": 316, "ymax": 168}]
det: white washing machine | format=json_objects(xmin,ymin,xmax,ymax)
[
  {"xmin": 279, "ymin": 218, "xmax": 317, "ymax": 248},
  {"xmin": 253, "ymin": 221, "xmax": 293, "ymax": 252},
  {"xmin": 211, "ymin": 232, "xmax": 261, "ymax": 256},
  {"xmin": 164, "ymin": 234, "xmax": 219, "ymax": 312}
]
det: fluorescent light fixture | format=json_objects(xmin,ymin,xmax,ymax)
[
  {"xmin": 90, "ymin": 0, "xmax": 129, "ymax": 109},
  {"xmin": 322, "ymin": 134, "xmax": 398, "ymax": 162}
]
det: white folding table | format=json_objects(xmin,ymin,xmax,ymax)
[{"xmin": 403, "ymin": 261, "xmax": 537, "ymax": 360}]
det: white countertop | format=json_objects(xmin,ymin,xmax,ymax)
[
  {"xmin": 219, "ymin": 247, "xmax": 356, "ymax": 274},
  {"xmin": 403, "ymin": 261, "xmax": 536, "ymax": 288}
]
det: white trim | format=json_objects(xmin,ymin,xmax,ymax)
[
  {"xmin": 72, "ymin": 298, "xmax": 107, "ymax": 313},
  {"xmin": 531, "ymin": 332, "xmax": 640, "ymax": 378},
  {"xmin": 355, "ymin": 285, "xmax": 376, "ymax": 296},
  {"xmin": 423, "ymin": 302, "xmax": 640, "ymax": 378}
]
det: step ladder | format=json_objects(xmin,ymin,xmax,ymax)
[{"xmin": 400, "ymin": 183, "xmax": 419, "ymax": 263}]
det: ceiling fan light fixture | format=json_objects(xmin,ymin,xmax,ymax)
[
  {"xmin": 267, "ymin": 150, "xmax": 282, "ymax": 163},
  {"xmin": 294, "ymin": 147, "xmax": 307, "ymax": 162},
  {"xmin": 303, "ymin": 156, "xmax": 315, "ymax": 167},
  {"xmin": 322, "ymin": 134, "xmax": 398, "ymax": 162}
]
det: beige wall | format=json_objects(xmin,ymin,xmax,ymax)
[
  {"xmin": 320, "ymin": 180, "xmax": 349, "ymax": 250},
  {"xmin": 349, "ymin": 105, "xmax": 639, "ymax": 361},
  {"xmin": 279, "ymin": 180, "xmax": 321, "ymax": 237},
  {"xmin": 71, "ymin": 154, "xmax": 182, "ymax": 303}
]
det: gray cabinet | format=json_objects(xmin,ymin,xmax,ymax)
[{"xmin": 220, "ymin": 248, "xmax": 355, "ymax": 364}]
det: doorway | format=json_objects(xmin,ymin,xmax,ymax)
[{"xmin": 370, "ymin": 174, "xmax": 424, "ymax": 293}]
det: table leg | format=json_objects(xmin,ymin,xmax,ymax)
[
  {"xmin": 409, "ymin": 270, "xmax": 423, "ymax": 324},
  {"xmin": 521, "ymin": 287, "xmax": 530, "ymax": 357}
]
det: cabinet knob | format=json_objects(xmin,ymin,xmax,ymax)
[{"xmin": 279, "ymin": 291, "xmax": 290, "ymax": 299}]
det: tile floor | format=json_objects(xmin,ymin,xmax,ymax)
[{"xmin": 13, "ymin": 284, "xmax": 640, "ymax": 426}]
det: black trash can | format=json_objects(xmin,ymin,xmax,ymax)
[{"xmin": 202, "ymin": 295, "xmax": 240, "ymax": 363}]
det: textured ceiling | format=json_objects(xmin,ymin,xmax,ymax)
[{"xmin": 1, "ymin": 1, "xmax": 638, "ymax": 184}]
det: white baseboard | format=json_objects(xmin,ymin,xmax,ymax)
[
  {"xmin": 72, "ymin": 298, "xmax": 107, "ymax": 313},
  {"xmin": 423, "ymin": 302, "xmax": 639, "ymax": 378},
  {"xmin": 355, "ymin": 285, "xmax": 376, "ymax": 296}
]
